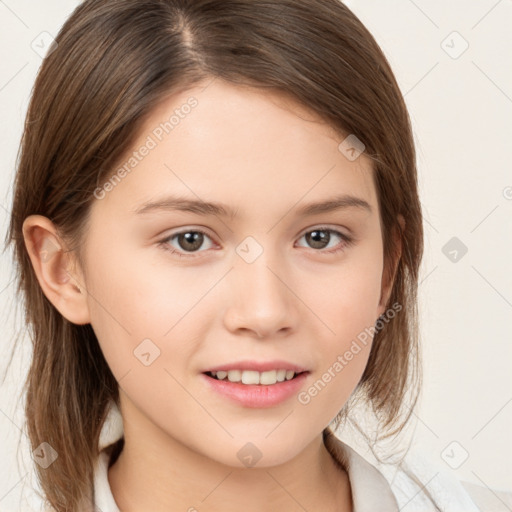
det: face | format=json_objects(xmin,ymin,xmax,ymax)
[{"xmin": 78, "ymin": 78, "xmax": 390, "ymax": 467}]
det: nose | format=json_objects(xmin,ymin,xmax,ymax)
[{"xmin": 222, "ymin": 249, "xmax": 298, "ymax": 340}]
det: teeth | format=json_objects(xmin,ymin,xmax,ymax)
[
  {"xmin": 241, "ymin": 370, "xmax": 260, "ymax": 385},
  {"xmin": 260, "ymin": 370, "xmax": 277, "ymax": 385},
  {"xmin": 210, "ymin": 369, "xmax": 298, "ymax": 385},
  {"xmin": 227, "ymin": 370, "xmax": 242, "ymax": 382}
]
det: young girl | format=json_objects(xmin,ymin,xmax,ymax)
[{"xmin": 6, "ymin": 0, "xmax": 505, "ymax": 511}]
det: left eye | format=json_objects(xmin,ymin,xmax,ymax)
[{"xmin": 296, "ymin": 227, "xmax": 351, "ymax": 252}]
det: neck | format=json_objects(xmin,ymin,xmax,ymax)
[{"xmin": 107, "ymin": 408, "xmax": 352, "ymax": 512}]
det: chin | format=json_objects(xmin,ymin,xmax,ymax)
[{"xmin": 201, "ymin": 434, "xmax": 311, "ymax": 470}]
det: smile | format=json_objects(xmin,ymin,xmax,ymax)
[
  {"xmin": 206, "ymin": 369, "xmax": 300, "ymax": 385},
  {"xmin": 202, "ymin": 371, "xmax": 309, "ymax": 408}
]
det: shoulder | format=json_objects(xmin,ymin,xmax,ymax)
[
  {"xmin": 376, "ymin": 448, "xmax": 512, "ymax": 512},
  {"xmin": 460, "ymin": 481, "xmax": 512, "ymax": 512},
  {"xmin": 323, "ymin": 429, "xmax": 512, "ymax": 512}
]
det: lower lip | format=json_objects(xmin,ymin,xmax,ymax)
[{"xmin": 201, "ymin": 372, "xmax": 308, "ymax": 408}]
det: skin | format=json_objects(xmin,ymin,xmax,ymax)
[{"xmin": 23, "ymin": 78, "xmax": 401, "ymax": 511}]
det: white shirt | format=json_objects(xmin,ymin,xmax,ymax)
[{"xmin": 53, "ymin": 400, "xmax": 511, "ymax": 511}]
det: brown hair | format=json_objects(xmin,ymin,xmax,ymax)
[{"xmin": 6, "ymin": 0, "xmax": 425, "ymax": 509}]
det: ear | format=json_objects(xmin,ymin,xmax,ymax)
[
  {"xmin": 22, "ymin": 215, "xmax": 91, "ymax": 325},
  {"xmin": 378, "ymin": 214, "xmax": 404, "ymax": 316}
]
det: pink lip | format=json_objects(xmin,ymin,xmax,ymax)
[
  {"xmin": 201, "ymin": 371, "xmax": 309, "ymax": 408},
  {"xmin": 203, "ymin": 360, "xmax": 308, "ymax": 373}
]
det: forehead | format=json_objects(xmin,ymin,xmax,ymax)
[{"xmin": 94, "ymin": 78, "xmax": 378, "ymax": 222}]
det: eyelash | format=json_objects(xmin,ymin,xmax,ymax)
[{"xmin": 158, "ymin": 226, "xmax": 354, "ymax": 259}]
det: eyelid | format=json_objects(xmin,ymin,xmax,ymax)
[
  {"xmin": 158, "ymin": 225, "xmax": 216, "ymax": 241},
  {"xmin": 297, "ymin": 223, "xmax": 351, "ymax": 239}
]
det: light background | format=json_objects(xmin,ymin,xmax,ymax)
[{"xmin": 0, "ymin": 0, "xmax": 511, "ymax": 510}]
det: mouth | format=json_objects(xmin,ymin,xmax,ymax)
[
  {"xmin": 204, "ymin": 369, "xmax": 307, "ymax": 386},
  {"xmin": 201, "ymin": 367, "xmax": 310, "ymax": 408}
]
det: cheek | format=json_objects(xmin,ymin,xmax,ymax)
[
  {"xmin": 295, "ymin": 273, "xmax": 378, "ymax": 421},
  {"xmin": 293, "ymin": 242, "xmax": 383, "ymax": 411},
  {"xmin": 83, "ymin": 239, "xmax": 217, "ymax": 379},
  {"xmin": 296, "ymin": 240, "xmax": 384, "ymax": 344},
  {"xmin": 298, "ymin": 343, "xmax": 371, "ymax": 413}
]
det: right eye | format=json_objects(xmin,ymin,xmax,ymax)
[{"xmin": 158, "ymin": 228, "xmax": 216, "ymax": 258}]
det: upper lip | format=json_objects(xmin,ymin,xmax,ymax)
[{"xmin": 203, "ymin": 360, "xmax": 309, "ymax": 373}]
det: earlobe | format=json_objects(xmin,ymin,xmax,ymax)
[{"xmin": 22, "ymin": 215, "xmax": 91, "ymax": 325}]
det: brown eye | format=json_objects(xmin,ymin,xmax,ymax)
[
  {"xmin": 297, "ymin": 227, "xmax": 352, "ymax": 253},
  {"xmin": 160, "ymin": 228, "xmax": 215, "ymax": 257},
  {"xmin": 175, "ymin": 231, "xmax": 205, "ymax": 252},
  {"xmin": 304, "ymin": 229, "xmax": 331, "ymax": 249}
]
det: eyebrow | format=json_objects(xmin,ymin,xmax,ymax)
[{"xmin": 134, "ymin": 193, "xmax": 372, "ymax": 219}]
